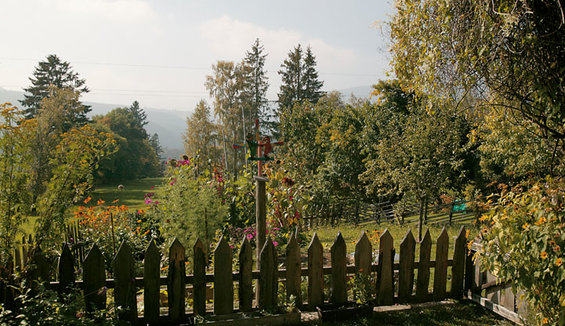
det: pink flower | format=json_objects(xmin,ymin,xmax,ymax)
[
  {"xmin": 170, "ymin": 178, "xmax": 176, "ymax": 186},
  {"xmin": 273, "ymin": 241, "xmax": 278, "ymax": 247},
  {"xmin": 154, "ymin": 200, "xmax": 159, "ymax": 205},
  {"xmin": 145, "ymin": 198, "xmax": 152, "ymax": 205},
  {"xmin": 246, "ymin": 234, "xmax": 253, "ymax": 240},
  {"xmin": 150, "ymin": 186, "xmax": 154, "ymax": 190}
]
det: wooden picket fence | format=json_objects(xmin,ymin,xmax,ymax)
[{"xmin": 3, "ymin": 227, "xmax": 470, "ymax": 325}]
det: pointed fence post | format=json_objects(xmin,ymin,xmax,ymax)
[
  {"xmin": 259, "ymin": 237, "xmax": 278, "ymax": 310},
  {"xmin": 308, "ymin": 233, "xmax": 323, "ymax": 308},
  {"xmin": 451, "ymin": 226, "xmax": 466, "ymax": 298},
  {"xmin": 377, "ymin": 230, "xmax": 394, "ymax": 305},
  {"xmin": 398, "ymin": 230, "xmax": 416, "ymax": 303},
  {"xmin": 416, "ymin": 230, "xmax": 431, "ymax": 302},
  {"xmin": 433, "ymin": 228, "xmax": 449, "ymax": 301},
  {"xmin": 354, "ymin": 232, "xmax": 372, "ymax": 275},
  {"xmin": 58, "ymin": 243, "xmax": 75, "ymax": 292},
  {"xmin": 239, "ymin": 237, "xmax": 253, "ymax": 312},
  {"xmin": 144, "ymin": 240, "xmax": 160, "ymax": 324},
  {"xmin": 83, "ymin": 243, "xmax": 106, "ymax": 311},
  {"xmin": 330, "ymin": 232, "xmax": 347, "ymax": 304},
  {"xmin": 214, "ymin": 236, "xmax": 233, "ymax": 315},
  {"xmin": 285, "ymin": 234, "xmax": 302, "ymax": 307},
  {"xmin": 167, "ymin": 238, "xmax": 185, "ymax": 321},
  {"xmin": 193, "ymin": 239, "xmax": 207, "ymax": 316},
  {"xmin": 113, "ymin": 241, "xmax": 137, "ymax": 322}
]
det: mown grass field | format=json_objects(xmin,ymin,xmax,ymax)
[{"xmin": 90, "ymin": 177, "xmax": 165, "ymax": 210}]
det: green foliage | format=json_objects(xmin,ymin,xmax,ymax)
[
  {"xmin": 0, "ymin": 104, "xmax": 34, "ymax": 267},
  {"xmin": 20, "ymin": 54, "xmax": 90, "ymax": 126},
  {"xmin": 389, "ymin": 0, "xmax": 565, "ymax": 158},
  {"xmin": 157, "ymin": 158, "xmax": 228, "ymax": 251},
  {"xmin": 35, "ymin": 125, "xmax": 117, "ymax": 245},
  {"xmin": 480, "ymin": 179, "xmax": 565, "ymax": 325},
  {"xmin": 184, "ymin": 100, "xmax": 221, "ymax": 166},
  {"xmin": 94, "ymin": 102, "xmax": 161, "ymax": 182},
  {"xmin": 0, "ymin": 282, "xmax": 124, "ymax": 325},
  {"xmin": 277, "ymin": 44, "xmax": 325, "ymax": 132},
  {"xmin": 351, "ymin": 272, "xmax": 374, "ymax": 305}
]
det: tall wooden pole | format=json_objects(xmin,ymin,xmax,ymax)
[{"xmin": 254, "ymin": 119, "xmax": 267, "ymax": 267}]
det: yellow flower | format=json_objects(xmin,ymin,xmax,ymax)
[
  {"xmin": 522, "ymin": 223, "xmax": 530, "ymax": 230},
  {"xmin": 535, "ymin": 217, "xmax": 547, "ymax": 226},
  {"xmin": 540, "ymin": 251, "xmax": 548, "ymax": 259},
  {"xmin": 542, "ymin": 317, "xmax": 548, "ymax": 324},
  {"xmin": 556, "ymin": 258, "xmax": 563, "ymax": 267}
]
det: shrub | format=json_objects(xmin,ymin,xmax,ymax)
[{"xmin": 479, "ymin": 178, "xmax": 565, "ymax": 325}]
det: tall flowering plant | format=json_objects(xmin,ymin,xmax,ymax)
[{"xmin": 480, "ymin": 179, "xmax": 565, "ymax": 325}]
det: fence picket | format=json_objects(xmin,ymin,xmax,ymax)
[
  {"xmin": 308, "ymin": 233, "xmax": 324, "ymax": 308},
  {"xmin": 113, "ymin": 241, "xmax": 137, "ymax": 322},
  {"xmin": 58, "ymin": 243, "xmax": 75, "ymax": 292},
  {"xmin": 83, "ymin": 244, "xmax": 106, "ymax": 311},
  {"xmin": 144, "ymin": 240, "xmax": 160, "ymax": 324},
  {"xmin": 451, "ymin": 226, "xmax": 466, "ymax": 298},
  {"xmin": 354, "ymin": 232, "xmax": 372, "ymax": 275},
  {"xmin": 416, "ymin": 230, "xmax": 431, "ymax": 302},
  {"xmin": 330, "ymin": 232, "xmax": 347, "ymax": 304},
  {"xmin": 167, "ymin": 238, "xmax": 185, "ymax": 321},
  {"xmin": 285, "ymin": 234, "xmax": 301, "ymax": 306},
  {"xmin": 13, "ymin": 246, "xmax": 21, "ymax": 271},
  {"xmin": 259, "ymin": 237, "xmax": 277, "ymax": 310},
  {"xmin": 193, "ymin": 239, "xmax": 207, "ymax": 316},
  {"xmin": 239, "ymin": 237, "xmax": 253, "ymax": 312},
  {"xmin": 214, "ymin": 236, "xmax": 233, "ymax": 315},
  {"xmin": 398, "ymin": 230, "xmax": 416, "ymax": 302},
  {"xmin": 433, "ymin": 228, "xmax": 449, "ymax": 301},
  {"xmin": 377, "ymin": 229, "xmax": 394, "ymax": 305}
]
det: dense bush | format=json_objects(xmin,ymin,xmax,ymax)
[{"xmin": 479, "ymin": 179, "xmax": 565, "ymax": 325}]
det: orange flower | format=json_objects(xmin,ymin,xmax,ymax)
[
  {"xmin": 540, "ymin": 251, "xmax": 548, "ymax": 259},
  {"xmin": 556, "ymin": 258, "xmax": 563, "ymax": 267},
  {"xmin": 84, "ymin": 197, "xmax": 92, "ymax": 204},
  {"xmin": 535, "ymin": 217, "xmax": 547, "ymax": 226},
  {"xmin": 97, "ymin": 199, "xmax": 105, "ymax": 205},
  {"xmin": 553, "ymin": 245, "xmax": 561, "ymax": 253},
  {"xmin": 112, "ymin": 199, "xmax": 119, "ymax": 204}
]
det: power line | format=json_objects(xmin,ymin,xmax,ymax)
[{"xmin": 0, "ymin": 57, "xmax": 381, "ymax": 77}]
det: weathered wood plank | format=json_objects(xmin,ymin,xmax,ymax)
[
  {"xmin": 193, "ymin": 238, "xmax": 207, "ymax": 316},
  {"xmin": 167, "ymin": 238, "xmax": 185, "ymax": 321},
  {"xmin": 30, "ymin": 247, "xmax": 51, "ymax": 283},
  {"xmin": 285, "ymin": 233, "xmax": 301, "ymax": 306},
  {"xmin": 398, "ymin": 230, "xmax": 416, "ymax": 302},
  {"xmin": 308, "ymin": 233, "xmax": 324, "ymax": 308},
  {"xmin": 433, "ymin": 227, "xmax": 449, "ymax": 301},
  {"xmin": 330, "ymin": 232, "xmax": 347, "ymax": 304},
  {"xmin": 354, "ymin": 232, "xmax": 372, "ymax": 275},
  {"xmin": 58, "ymin": 243, "xmax": 75, "ymax": 292},
  {"xmin": 83, "ymin": 243, "xmax": 106, "ymax": 311},
  {"xmin": 416, "ymin": 229, "xmax": 431, "ymax": 302},
  {"xmin": 259, "ymin": 237, "xmax": 278, "ymax": 310},
  {"xmin": 377, "ymin": 229, "xmax": 394, "ymax": 305},
  {"xmin": 143, "ymin": 240, "xmax": 160, "ymax": 324},
  {"xmin": 214, "ymin": 236, "xmax": 233, "ymax": 315},
  {"xmin": 113, "ymin": 241, "xmax": 137, "ymax": 322},
  {"xmin": 451, "ymin": 226, "xmax": 466, "ymax": 298},
  {"xmin": 239, "ymin": 237, "xmax": 253, "ymax": 312}
]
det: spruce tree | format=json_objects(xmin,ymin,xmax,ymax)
[
  {"xmin": 242, "ymin": 38, "xmax": 269, "ymax": 129},
  {"xmin": 21, "ymin": 54, "xmax": 90, "ymax": 128},
  {"xmin": 302, "ymin": 46, "xmax": 325, "ymax": 104},
  {"xmin": 277, "ymin": 45, "xmax": 303, "ymax": 111}
]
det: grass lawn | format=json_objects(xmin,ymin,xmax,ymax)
[
  {"xmin": 305, "ymin": 221, "xmax": 476, "ymax": 259},
  {"xmin": 305, "ymin": 301, "xmax": 514, "ymax": 326},
  {"xmin": 90, "ymin": 177, "xmax": 165, "ymax": 210}
]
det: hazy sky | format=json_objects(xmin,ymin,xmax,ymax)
[{"xmin": 0, "ymin": 0, "xmax": 393, "ymax": 112}]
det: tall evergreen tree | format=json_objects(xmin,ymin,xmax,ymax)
[
  {"xmin": 278, "ymin": 45, "xmax": 303, "ymax": 111},
  {"xmin": 242, "ymin": 38, "xmax": 270, "ymax": 131},
  {"xmin": 302, "ymin": 46, "xmax": 325, "ymax": 104},
  {"xmin": 21, "ymin": 54, "xmax": 90, "ymax": 127}
]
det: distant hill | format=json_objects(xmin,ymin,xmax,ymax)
[
  {"xmin": 0, "ymin": 87, "xmax": 186, "ymax": 150},
  {"xmin": 338, "ymin": 85, "xmax": 375, "ymax": 101}
]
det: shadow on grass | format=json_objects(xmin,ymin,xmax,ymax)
[
  {"xmin": 305, "ymin": 301, "xmax": 514, "ymax": 326},
  {"xmin": 92, "ymin": 177, "xmax": 165, "ymax": 210}
]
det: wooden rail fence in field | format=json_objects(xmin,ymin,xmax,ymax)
[{"xmin": 3, "ymin": 227, "xmax": 470, "ymax": 325}]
